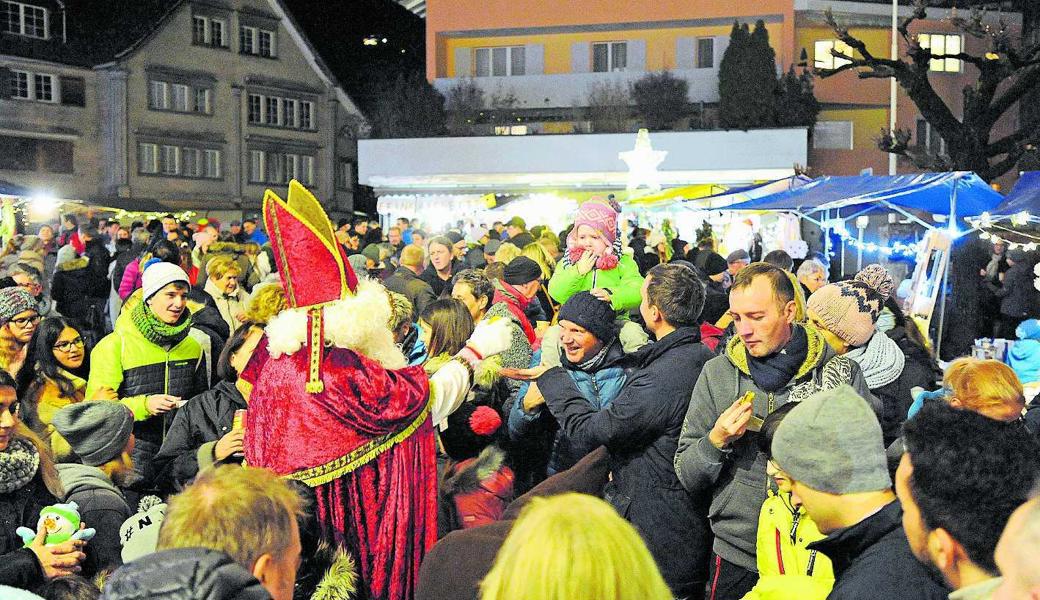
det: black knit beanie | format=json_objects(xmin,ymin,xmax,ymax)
[
  {"xmin": 557, "ymin": 291, "xmax": 618, "ymax": 343},
  {"xmin": 503, "ymin": 257, "xmax": 542, "ymax": 285}
]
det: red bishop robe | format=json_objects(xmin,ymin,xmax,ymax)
[{"xmin": 242, "ymin": 337, "xmax": 436, "ymax": 600}]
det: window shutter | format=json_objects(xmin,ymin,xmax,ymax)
[
  {"xmin": 454, "ymin": 47, "xmax": 471, "ymax": 77},
  {"xmin": 676, "ymin": 37, "xmax": 695, "ymax": 70},
  {"xmin": 524, "ymin": 44, "xmax": 544, "ymax": 75},
  {"xmin": 59, "ymin": 76, "xmax": 85, "ymax": 106},
  {"xmin": 627, "ymin": 39, "xmax": 647, "ymax": 71},
  {"xmin": 0, "ymin": 67, "xmax": 12, "ymax": 99},
  {"xmin": 571, "ymin": 42, "xmax": 590, "ymax": 73}
]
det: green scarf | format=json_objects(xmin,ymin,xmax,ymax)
[{"xmin": 131, "ymin": 300, "xmax": 193, "ymax": 347}]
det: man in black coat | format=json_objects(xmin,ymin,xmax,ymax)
[
  {"xmin": 506, "ymin": 263, "xmax": 715, "ymax": 598},
  {"xmin": 990, "ymin": 248, "xmax": 1037, "ymax": 339},
  {"xmin": 771, "ymin": 385, "xmax": 948, "ymax": 600}
]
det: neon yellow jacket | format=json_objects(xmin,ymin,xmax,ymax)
[{"xmin": 741, "ymin": 490, "xmax": 834, "ymax": 600}]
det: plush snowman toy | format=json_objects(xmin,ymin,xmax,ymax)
[{"xmin": 16, "ymin": 501, "xmax": 96, "ymax": 546}]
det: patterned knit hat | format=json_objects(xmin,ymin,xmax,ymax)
[
  {"xmin": 565, "ymin": 197, "xmax": 622, "ymax": 270},
  {"xmin": 807, "ymin": 264, "xmax": 894, "ymax": 347},
  {"xmin": 0, "ymin": 286, "xmax": 37, "ymax": 324}
]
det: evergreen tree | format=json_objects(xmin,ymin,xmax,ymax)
[
  {"xmin": 776, "ymin": 66, "xmax": 820, "ymax": 130},
  {"xmin": 718, "ymin": 21, "xmax": 750, "ymax": 129},
  {"xmin": 369, "ymin": 72, "xmax": 447, "ymax": 138},
  {"xmin": 747, "ymin": 20, "xmax": 779, "ymax": 126}
]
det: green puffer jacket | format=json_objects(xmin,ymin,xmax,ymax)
[
  {"xmin": 86, "ymin": 312, "xmax": 207, "ymax": 446},
  {"xmin": 547, "ymin": 253, "xmax": 643, "ymax": 313}
]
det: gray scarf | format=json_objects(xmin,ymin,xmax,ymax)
[
  {"xmin": 0, "ymin": 438, "xmax": 40, "ymax": 494},
  {"xmin": 845, "ymin": 332, "xmax": 905, "ymax": 389}
]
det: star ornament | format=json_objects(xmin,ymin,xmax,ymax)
[{"xmin": 619, "ymin": 129, "xmax": 667, "ymax": 193}]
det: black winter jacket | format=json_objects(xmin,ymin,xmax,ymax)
[
  {"xmin": 100, "ymin": 547, "xmax": 271, "ymax": 600},
  {"xmin": 991, "ymin": 261, "xmax": 1037, "ymax": 318},
  {"xmin": 51, "ymin": 258, "xmax": 101, "ymax": 324},
  {"xmin": 537, "ymin": 327, "xmax": 714, "ymax": 597},
  {"xmin": 0, "ymin": 473, "xmax": 57, "ymax": 589},
  {"xmin": 153, "ymin": 381, "xmax": 246, "ymax": 495},
  {"xmin": 807, "ymin": 501, "xmax": 948, "ymax": 600}
]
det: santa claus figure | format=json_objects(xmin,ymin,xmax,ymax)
[{"xmin": 242, "ymin": 181, "xmax": 508, "ymax": 600}]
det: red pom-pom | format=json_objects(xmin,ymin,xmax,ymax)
[{"xmin": 469, "ymin": 406, "xmax": 502, "ymax": 436}]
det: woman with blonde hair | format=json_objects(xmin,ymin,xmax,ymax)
[
  {"xmin": 480, "ymin": 493, "xmax": 672, "ymax": 600},
  {"xmin": 203, "ymin": 254, "xmax": 248, "ymax": 332},
  {"xmin": 943, "ymin": 357, "xmax": 1024, "ymax": 422}
]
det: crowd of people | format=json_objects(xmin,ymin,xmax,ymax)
[{"xmin": 0, "ymin": 189, "xmax": 1038, "ymax": 600}]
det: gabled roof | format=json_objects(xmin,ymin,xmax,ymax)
[{"xmin": 0, "ymin": 0, "xmax": 184, "ymax": 68}]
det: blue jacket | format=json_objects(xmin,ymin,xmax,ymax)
[
  {"xmin": 509, "ymin": 341, "xmax": 629, "ymax": 475},
  {"xmin": 1009, "ymin": 339, "xmax": 1040, "ymax": 384}
]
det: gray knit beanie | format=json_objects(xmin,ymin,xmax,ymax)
[
  {"xmin": 0, "ymin": 287, "xmax": 37, "ymax": 324},
  {"xmin": 771, "ymin": 385, "xmax": 890, "ymax": 495},
  {"xmin": 52, "ymin": 401, "xmax": 134, "ymax": 466}
]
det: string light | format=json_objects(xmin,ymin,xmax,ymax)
[{"xmin": 832, "ymin": 226, "xmax": 923, "ymax": 257}]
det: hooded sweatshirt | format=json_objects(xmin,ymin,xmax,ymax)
[
  {"xmin": 56, "ymin": 462, "xmax": 131, "ymax": 577},
  {"xmin": 1010, "ymin": 321, "xmax": 1040, "ymax": 384}
]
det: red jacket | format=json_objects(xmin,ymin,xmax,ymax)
[{"xmin": 440, "ymin": 447, "xmax": 515, "ymax": 532}]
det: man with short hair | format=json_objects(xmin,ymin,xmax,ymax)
[
  {"xmin": 726, "ymin": 249, "xmax": 751, "ymax": 279},
  {"xmin": 445, "ymin": 231, "xmax": 468, "ymax": 261},
  {"xmin": 797, "ymin": 258, "xmax": 829, "ymax": 297},
  {"xmin": 102, "ymin": 466, "xmax": 302, "ymax": 600},
  {"xmin": 9, "ymin": 263, "xmax": 46, "ymax": 314},
  {"xmin": 384, "ymin": 245, "xmax": 437, "ymax": 321},
  {"xmin": 897, "ymin": 402, "xmax": 1040, "ymax": 599},
  {"xmin": 762, "ymin": 249, "xmax": 794, "ymax": 272},
  {"xmin": 353, "ymin": 218, "xmax": 368, "ymax": 240},
  {"xmin": 488, "ymin": 257, "xmax": 541, "ymax": 394},
  {"xmin": 242, "ymin": 218, "xmax": 269, "ymax": 245},
  {"xmin": 52, "ymin": 401, "xmax": 136, "ymax": 576},
  {"xmin": 229, "ymin": 220, "xmax": 245, "ymax": 243},
  {"xmin": 993, "ymin": 493, "xmax": 1040, "ymax": 600},
  {"xmin": 514, "ymin": 264, "xmax": 716, "ymax": 597},
  {"xmin": 504, "ymin": 217, "xmax": 534, "ymax": 248},
  {"xmin": 771, "ymin": 386, "xmax": 948, "ymax": 600},
  {"xmin": 675, "ymin": 262, "xmax": 873, "ymax": 600},
  {"xmin": 410, "ymin": 229, "xmax": 427, "ymax": 251}
]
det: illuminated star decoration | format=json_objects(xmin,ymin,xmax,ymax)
[{"xmin": 619, "ymin": 128, "xmax": 667, "ymax": 194}]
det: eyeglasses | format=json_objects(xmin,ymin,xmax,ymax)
[
  {"xmin": 53, "ymin": 336, "xmax": 85, "ymax": 353},
  {"xmin": 8, "ymin": 314, "xmax": 40, "ymax": 328},
  {"xmin": 1, "ymin": 402, "xmax": 20, "ymax": 420}
]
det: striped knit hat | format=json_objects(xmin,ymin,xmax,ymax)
[{"xmin": 807, "ymin": 264, "xmax": 894, "ymax": 347}]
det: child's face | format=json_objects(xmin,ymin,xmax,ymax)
[
  {"xmin": 767, "ymin": 458, "xmax": 793, "ymax": 495},
  {"xmin": 575, "ymin": 224, "xmax": 608, "ymax": 256}
]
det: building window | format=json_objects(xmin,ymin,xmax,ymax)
[
  {"xmin": 0, "ymin": 136, "xmax": 72, "ymax": 172},
  {"xmin": 193, "ymin": 87, "xmax": 211, "ymax": 114},
  {"xmin": 59, "ymin": 76, "xmax": 85, "ymax": 106},
  {"xmin": 171, "ymin": 83, "xmax": 189, "ymax": 112},
  {"xmin": 474, "ymin": 46, "xmax": 525, "ymax": 77},
  {"xmin": 813, "ymin": 120, "xmax": 854, "ymax": 150},
  {"xmin": 916, "ymin": 120, "xmax": 947, "ymax": 156},
  {"xmin": 265, "ymin": 96, "xmax": 280, "ymax": 125},
  {"xmin": 192, "ymin": 15, "xmax": 227, "ymax": 48},
  {"xmin": 138, "ymin": 143, "xmax": 158, "ymax": 174},
  {"xmin": 182, "ymin": 147, "xmax": 201, "ymax": 177},
  {"xmin": 918, "ymin": 34, "xmax": 962, "ymax": 73},
  {"xmin": 1, "ymin": 1, "xmax": 48, "ymax": 39},
  {"xmin": 204, "ymin": 149, "xmax": 221, "ymax": 178},
  {"xmin": 9, "ymin": 70, "xmax": 58, "ymax": 103},
  {"xmin": 10, "ymin": 70, "xmax": 29, "ymax": 99},
  {"xmin": 249, "ymin": 150, "xmax": 314, "ymax": 185},
  {"xmin": 696, "ymin": 37, "xmax": 714, "ymax": 69},
  {"xmin": 814, "ymin": 40, "xmax": 853, "ymax": 70},
  {"xmin": 240, "ymin": 25, "xmax": 277, "ymax": 58},
  {"xmin": 301, "ymin": 155, "xmax": 314, "ymax": 185},
  {"xmin": 592, "ymin": 41, "xmax": 627, "ymax": 72},
  {"xmin": 494, "ymin": 125, "xmax": 528, "ymax": 135},
  {"xmin": 160, "ymin": 145, "xmax": 180, "ymax": 175},
  {"xmin": 148, "ymin": 79, "xmax": 212, "ymax": 115},
  {"xmin": 148, "ymin": 80, "xmax": 169, "ymax": 110},
  {"xmin": 337, "ymin": 159, "xmax": 354, "ymax": 190},
  {"xmin": 249, "ymin": 150, "xmax": 265, "ymax": 182},
  {"xmin": 247, "ymin": 93, "xmax": 313, "ymax": 130}
]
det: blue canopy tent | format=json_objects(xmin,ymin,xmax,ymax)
[
  {"xmin": 721, "ymin": 172, "xmax": 1003, "ymax": 225},
  {"xmin": 993, "ymin": 171, "xmax": 1040, "ymax": 216},
  {"xmin": 721, "ymin": 172, "xmax": 1004, "ymax": 357}
]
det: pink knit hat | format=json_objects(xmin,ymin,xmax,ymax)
[
  {"xmin": 806, "ymin": 264, "xmax": 894, "ymax": 347},
  {"xmin": 566, "ymin": 197, "xmax": 621, "ymax": 270}
]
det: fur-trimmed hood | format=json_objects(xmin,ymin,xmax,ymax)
[
  {"xmin": 295, "ymin": 542, "xmax": 359, "ymax": 600},
  {"xmin": 57, "ymin": 256, "xmax": 89, "ymax": 272}
]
